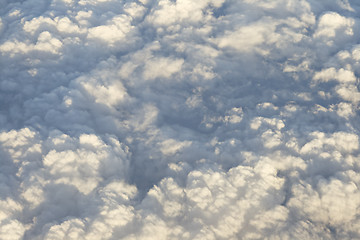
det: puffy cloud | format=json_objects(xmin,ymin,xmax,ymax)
[
  {"xmin": 216, "ymin": 20, "xmax": 279, "ymax": 53},
  {"xmin": 314, "ymin": 12, "xmax": 354, "ymax": 39},
  {"xmin": 0, "ymin": 31, "xmax": 63, "ymax": 55},
  {"xmin": 87, "ymin": 15, "xmax": 134, "ymax": 46},
  {"xmin": 143, "ymin": 57, "xmax": 184, "ymax": 80},
  {"xmin": 288, "ymin": 175, "xmax": 360, "ymax": 229},
  {"xmin": 146, "ymin": 0, "xmax": 225, "ymax": 26},
  {"xmin": 313, "ymin": 67, "xmax": 356, "ymax": 83},
  {"xmin": 300, "ymin": 131, "xmax": 359, "ymax": 155},
  {"xmin": 1, "ymin": 0, "xmax": 360, "ymax": 239},
  {"xmin": 160, "ymin": 139, "xmax": 192, "ymax": 156}
]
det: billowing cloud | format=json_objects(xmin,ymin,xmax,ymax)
[{"xmin": 1, "ymin": 0, "xmax": 360, "ymax": 239}]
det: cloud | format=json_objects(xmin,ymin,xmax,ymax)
[
  {"xmin": 87, "ymin": 15, "xmax": 134, "ymax": 46},
  {"xmin": 314, "ymin": 12, "xmax": 355, "ymax": 39},
  {"xmin": 1, "ymin": 0, "xmax": 360, "ymax": 239},
  {"xmin": 217, "ymin": 20, "xmax": 277, "ymax": 52},
  {"xmin": 143, "ymin": 57, "xmax": 184, "ymax": 80},
  {"xmin": 313, "ymin": 67, "xmax": 356, "ymax": 83},
  {"xmin": 146, "ymin": 0, "xmax": 225, "ymax": 26}
]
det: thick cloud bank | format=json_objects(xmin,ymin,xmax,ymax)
[{"xmin": 1, "ymin": 0, "xmax": 360, "ymax": 239}]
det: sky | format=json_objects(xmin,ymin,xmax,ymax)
[{"xmin": 1, "ymin": 0, "xmax": 360, "ymax": 239}]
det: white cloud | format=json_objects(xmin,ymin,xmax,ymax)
[
  {"xmin": 289, "ymin": 176, "xmax": 360, "ymax": 228},
  {"xmin": 314, "ymin": 12, "xmax": 354, "ymax": 38},
  {"xmin": 336, "ymin": 84, "xmax": 360, "ymax": 103},
  {"xmin": 160, "ymin": 139, "xmax": 192, "ymax": 156},
  {"xmin": 313, "ymin": 67, "xmax": 356, "ymax": 83},
  {"xmin": 87, "ymin": 15, "xmax": 134, "ymax": 46},
  {"xmin": 124, "ymin": 2, "xmax": 147, "ymax": 19},
  {"xmin": 300, "ymin": 131, "xmax": 359, "ymax": 155},
  {"xmin": 146, "ymin": 0, "xmax": 225, "ymax": 26},
  {"xmin": 216, "ymin": 20, "xmax": 278, "ymax": 52},
  {"xmin": 0, "ymin": 31, "xmax": 63, "ymax": 55},
  {"xmin": 44, "ymin": 219, "xmax": 86, "ymax": 240},
  {"xmin": 143, "ymin": 57, "xmax": 184, "ymax": 80},
  {"xmin": 1, "ymin": 0, "xmax": 360, "ymax": 239}
]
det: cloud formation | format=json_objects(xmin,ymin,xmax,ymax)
[{"xmin": 1, "ymin": 0, "xmax": 360, "ymax": 239}]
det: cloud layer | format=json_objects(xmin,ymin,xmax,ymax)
[{"xmin": 1, "ymin": 0, "xmax": 360, "ymax": 239}]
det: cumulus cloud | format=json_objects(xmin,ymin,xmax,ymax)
[{"xmin": 1, "ymin": 0, "xmax": 360, "ymax": 239}]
